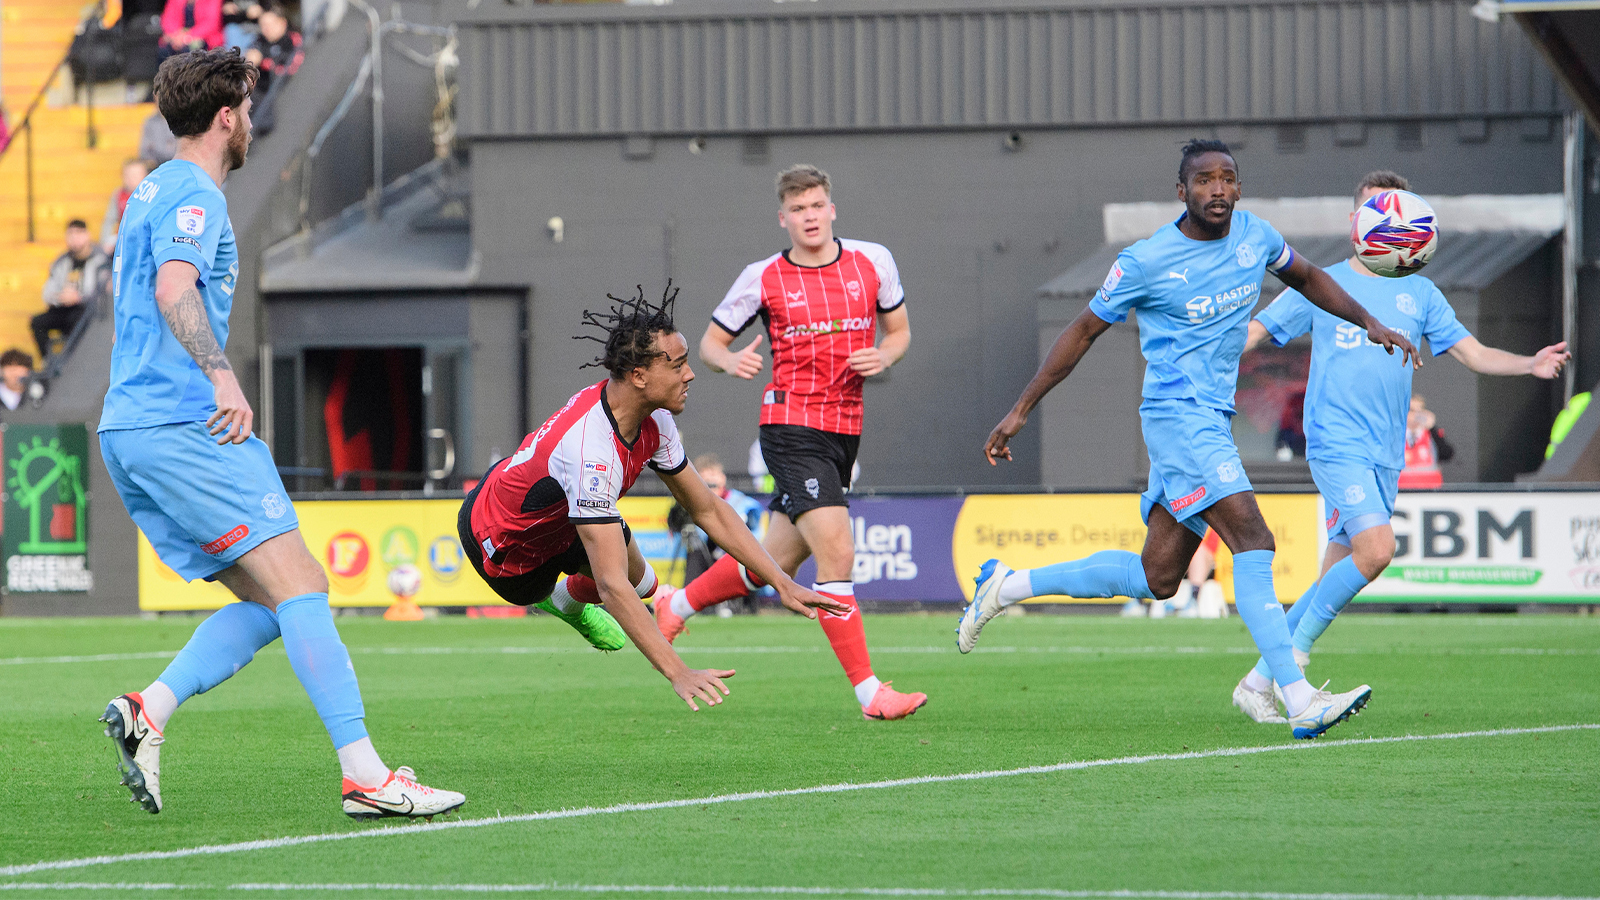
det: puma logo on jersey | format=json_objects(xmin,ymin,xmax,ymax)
[{"xmin": 1167, "ymin": 269, "xmax": 1190, "ymax": 284}]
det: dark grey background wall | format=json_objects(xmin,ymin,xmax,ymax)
[{"xmin": 469, "ymin": 117, "xmax": 1565, "ymax": 489}]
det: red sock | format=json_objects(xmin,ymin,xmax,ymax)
[
  {"xmin": 564, "ymin": 575, "xmax": 601, "ymax": 605},
  {"xmin": 683, "ymin": 554, "xmax": 764, "ymax": 612},
  {"xmin": 814, "ymin": 582, "xmax": 873, "ymax": 685}
]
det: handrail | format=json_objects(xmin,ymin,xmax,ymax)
[{"xmin": 1, "ymin": 2, "xmax": 112, "ymax": 242}]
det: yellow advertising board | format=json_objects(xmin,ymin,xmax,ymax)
[
  {"xmin": 138, "ymin": 496, "xmax": 678, "ymax": 611},
  {"xmin": 950, "ymin": 493, "xmax": 1320, "ymax": 604}
]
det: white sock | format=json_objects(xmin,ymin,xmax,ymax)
[
  {"xmin": 548, "ymin": 578, "xmax": 581, "ymax": 615},
  {"xmin": 634, "ymin": 568, "xmax": 658, "ymax": 599},
  {"xmin": 337, "ymin": 736, "xmax": 391, "ymax": 788},
  {"xmin": 1242, "ymin": 669, "xmax": 1273, "ymax": 693},
  {"xmin": 1281, "ymin": 679, "xmax": 1316, "ymax": 717},
  {"xmin": 140, "ymin": 681, "xmax": 179, "ymax": 732},
  {"xmin": 998, "ymin": 570, "xmax": 1033, "ymax": 605},
  {"xmin": 670, "ymin": 591, "xmax": 696, "ymax": 620},
  {"xmin": 853, "ymin": 675, "xmax": 882, "ymax": 706}
]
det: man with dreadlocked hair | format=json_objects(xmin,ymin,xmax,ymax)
[{"xmin": 459, "ymin": 285, "xmax": 844, "ymax": 712}]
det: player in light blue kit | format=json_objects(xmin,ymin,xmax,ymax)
[
  {"xmin": 1230, "ymin": 170, "xmax": 1570, "ymax": 723},
  {"xmin": 962, "ymin": 140, "xmax": 1419, "ymax": 740},
  {"xmin": 96, "ymin": 50, "xmax": 463, "ymax": 819}
]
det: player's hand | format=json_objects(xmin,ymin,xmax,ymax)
[
  {"xmin": 984, "ymin": 410, "xmax": 1026, "ymax": 466},
  {"xmin": 1367, "ymin": 320, "xmax": 1419, "ymax": 369},
  {"xmin": 774, "ymin": 582, "xmax": 852, "ymax": 619},
  {"xmin": 1532, "ymin": 341, "xmax": 1570, "ymax": 379},
  {"xmin": 207, "ymin": 372, "xmax": 254, "ymax": 445},
  {"xmin": 729, "ymin": 335, "xmax": 765, "ymax": 380},
  {"xmin": 847, "ymin": 346, "xmax": 890, "ymax": 377},
  {"xmin": 669, "ymin": 667, "xmax": 734, "ymax": 711}
]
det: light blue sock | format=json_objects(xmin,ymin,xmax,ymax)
[
  {"xmin": 276, "ymin": 593, "xmax": 369, "ymax": 749},
  {"xmin": 1252, "ymin": 580, "xmax": 1318, "ymax": 681},
  {"xmin": 1292, "ymin": 556, "xmax": 1370, "ymax": 653},
  {"xmin": 1024, "ymin": 550, "xmax": 1152, "ymax": 600},
  {"xmin": 157, "ymin": 601, "xmax": 282, "ymax": 704},
  {"xmin": 1231, "ymin": 550, "xmax": 1303, "ymax": 689}
]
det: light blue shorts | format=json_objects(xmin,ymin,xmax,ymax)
[
  {"xmin": 1139, "ymin": 398, "xmax": 1253, "ymax": 537},
  {"xmin": 1309, "ymin": 456, "xmax": 1399, "ymax": 546},
  {"xmin": 101, "ymin": 423, "xmax": 300, "ymax": 581}
]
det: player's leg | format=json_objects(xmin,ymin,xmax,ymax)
[
  {"xmin": 545, "ymin": 523, "xmax": 653, "ymax": 650},
  {"xmin": 1239, "ymin": 539, "xmax": 1347, "ymax": 712},
  {"xmin": 1286, "ymin": 463, "xmax": 1398, "ymax": 659},
  {"xmin": 656, "ymin": 512, "xmax": 807, "ymax": 641}
]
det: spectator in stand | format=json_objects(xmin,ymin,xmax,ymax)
[
  {"xmin": 139, "ymin": 110, "xmax": 177, "ymax": 164},
  {"xmin": 102, "ymin": 158, "xmax": 153, "ymax": 254},
  {"xmin": 35, "ymin": 220, "xmax": 110, "ymax": 361},
  {"xmin": 1399, "ymin": 394, "xmax": 1454, "ymax": 489},
  {"xmin": 159, "ymin": 0, "xmax": 225, "ymax": 59},
  {"xmin": 664, "ymin": 454, "xmax": 767, "ymax": 616},
  {"xmin": 0, "ymin": 350, "xmax": 34, "ymax": 411},
  {"xmin": 223, "ymin": 0, "xmax": 262, "ymax": 50},
  {"xmin": 245, "ymin": 3, "xmax": 302, "ymax": 132}
]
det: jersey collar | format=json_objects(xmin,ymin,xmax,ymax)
[
  {"xmin": 599, "ymin": 380, "xmax": 640, "ymax": 450},
  {"xmin": 782, "ymin": 237, "xmax": 843, "ymax": 269}
]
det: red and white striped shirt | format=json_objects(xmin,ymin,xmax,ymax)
[
  {"xmin": 469, "ymin": 381, "xmax": 687, "ymax": 577},
  {"xmin": 712, "ymin": 238, "xmax": 905, "ymax": 435}
]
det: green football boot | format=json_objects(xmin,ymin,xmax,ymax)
[{"xmin": 536, "ymin": 599, "xmax": 626, "ymax": 652}]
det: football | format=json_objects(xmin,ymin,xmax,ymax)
[
  {"xmin": 387, "ymin": 564, "xmax": 423, "ymax": 598},
  {"xmin": 1352, "ymin": 189, "xmax": 1439, "ymax": 277}
]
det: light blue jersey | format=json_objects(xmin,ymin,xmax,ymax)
[
  {"xmin": 100, "ymin": 159, "xmax": 239, "ymax": 432},
  {"xmin": 1091, "ymin": 210, "xmax": 1295, "ymax": 412},
  {"xmin": 1255, "ymin": 259, "xmax": 1469, "ymax": 469}
]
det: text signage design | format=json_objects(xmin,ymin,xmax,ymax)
[{"xmin": 2, "ymin": 423, "xmax": 93, "ymax": 593}]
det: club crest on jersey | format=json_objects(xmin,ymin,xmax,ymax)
[
  {"xmin": 1235, "ymin": 243, "xmax": 1258, "ymax": 268},
  {"xmin": 846, "ymin": 280, "xmax": 862, "ymax": 300},
  {"xmin": 261, "ymin": 493, "xmax": 287, "ymax": 519},
  {"xmin": 1344, "ymin": 484, "xmax": 1367, "ymax": 505},
  {"xmin": 176, "ymin": 206, "xmax": 205, "ymax": 236},
  {"xmin": 1216, "ymin": 461, "xmax": 1240, "ymax": 484},
  {"xmin": 1396, "ymin": 292, "xmax": 1418, "ymax": 315}
]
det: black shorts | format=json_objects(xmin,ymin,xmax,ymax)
[
  {"xmin": 457, "ymin": 480, "xmax": 631, "ymax": 606},
  {"xmin": 760, "ymin": 424, "xmax": 860, "ymax": 523}
]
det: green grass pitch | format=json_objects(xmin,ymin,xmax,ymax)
[{"xmin": 1, "ymin": 611, "xmax": 1598, "ymax": 898}]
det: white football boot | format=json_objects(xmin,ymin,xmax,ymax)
[
  {"xmin": 1232, "ymin": 678, "xmax": 1287, "ymax": 724},
  {"xmin": 1288, "ymin": 683, "xmax": 1372, "ymax": 740},
  {"xmin": 958, "ymin": 559, "xmax": 1012, "ymax": 653},
  {"xmin": 100, "ymin": 693, "xmax": 164, "ymax": 814},
  {"xmin": 342, "ymin": 766, "xmax": 466, "ymax": 820}
]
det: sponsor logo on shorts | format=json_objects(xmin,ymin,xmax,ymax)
[
  {"xmin": 575, "ymin": 499, "xmax": 610, "ymax": 509},
  {"xmin": 1344, "ymin": 484, "xmax": 1367, "ymax": 505},
  {"xmin": 804, "ymin": 477, "xmax": 820, "ymax": 499},
  {"xmin": 201, "ymin": 524, "xmax": 249, "ymax": 555},
  {"xmin": 175, "ymin": 205, "xmax": 205, "ymax": 236},
  {"xmin": 261, "ymin": 493, "xmax": 287, "ymax": 519},
  {"xmin": 1236, "ymin": 243, "xmax": 1259, "ymax": 268},
  {"xmin": 1216, "ymin": 461, "xmax": 1239, "ymax": 484},
  {"xmin": 1170, "ymin": 486, "xmax": 1207, "ymax": 513},
  {"xmin": 172, "ymin": 235, "xmax": 200, "ymax": 248},
  {"xmin": 1326, "ymin": 508, "xmax": 1341, "ymax": 530}
]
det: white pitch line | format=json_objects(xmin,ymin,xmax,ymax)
[
  {"xmin": 2, "ymin": 724, "xmax": 1595, "ymax": 879},
  {"xmin": 6, "ymin": 645, "xmax": 1600, "ymax": 666},
  {"xmin": 0, "ymin": 884, "xmax": 1596, "ymax": 900}
]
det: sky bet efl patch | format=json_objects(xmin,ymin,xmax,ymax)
[{"xmin": 176, "ymin": 205, "xmax": 206, "ymax": 236}]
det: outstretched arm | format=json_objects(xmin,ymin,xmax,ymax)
[
  {"xmin": 1447, "ymin": 336, "xmax": 1569, "ymax": 378},
  {"xmin": 984, "ymin": 305, "xmax": 1113, "ymax": 465},
  {"xmin": 1275, "ymin": 254, "xmax": 1418, "ymax": 368},
  {"xmin": 575, "ymin": 520, "xmax": 735, "ymax": 711},
  {"xmin": 154, "ymin": 260, "xmax": 251, "ymax": 444},
  {"xmin": 658, "ymin": 464, "xmax": 849, "ymax": 618}
]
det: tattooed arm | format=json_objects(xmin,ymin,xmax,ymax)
[{"xmin": 155, "ymin": 260, "xmax": 252, "ymax": 444}]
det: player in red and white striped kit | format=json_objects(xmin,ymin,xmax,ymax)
[
  {"xmin": 461, "ymin": 286, "xmax": 845, "ymax": 712},
  {"xmin": 653, "ymin": 165, "xmax": 927, "ymax": 721}
]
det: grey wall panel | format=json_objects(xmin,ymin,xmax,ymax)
[{"xmin": 458, "ymin": 1, "xmax": 1563, "ymax": 140}]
